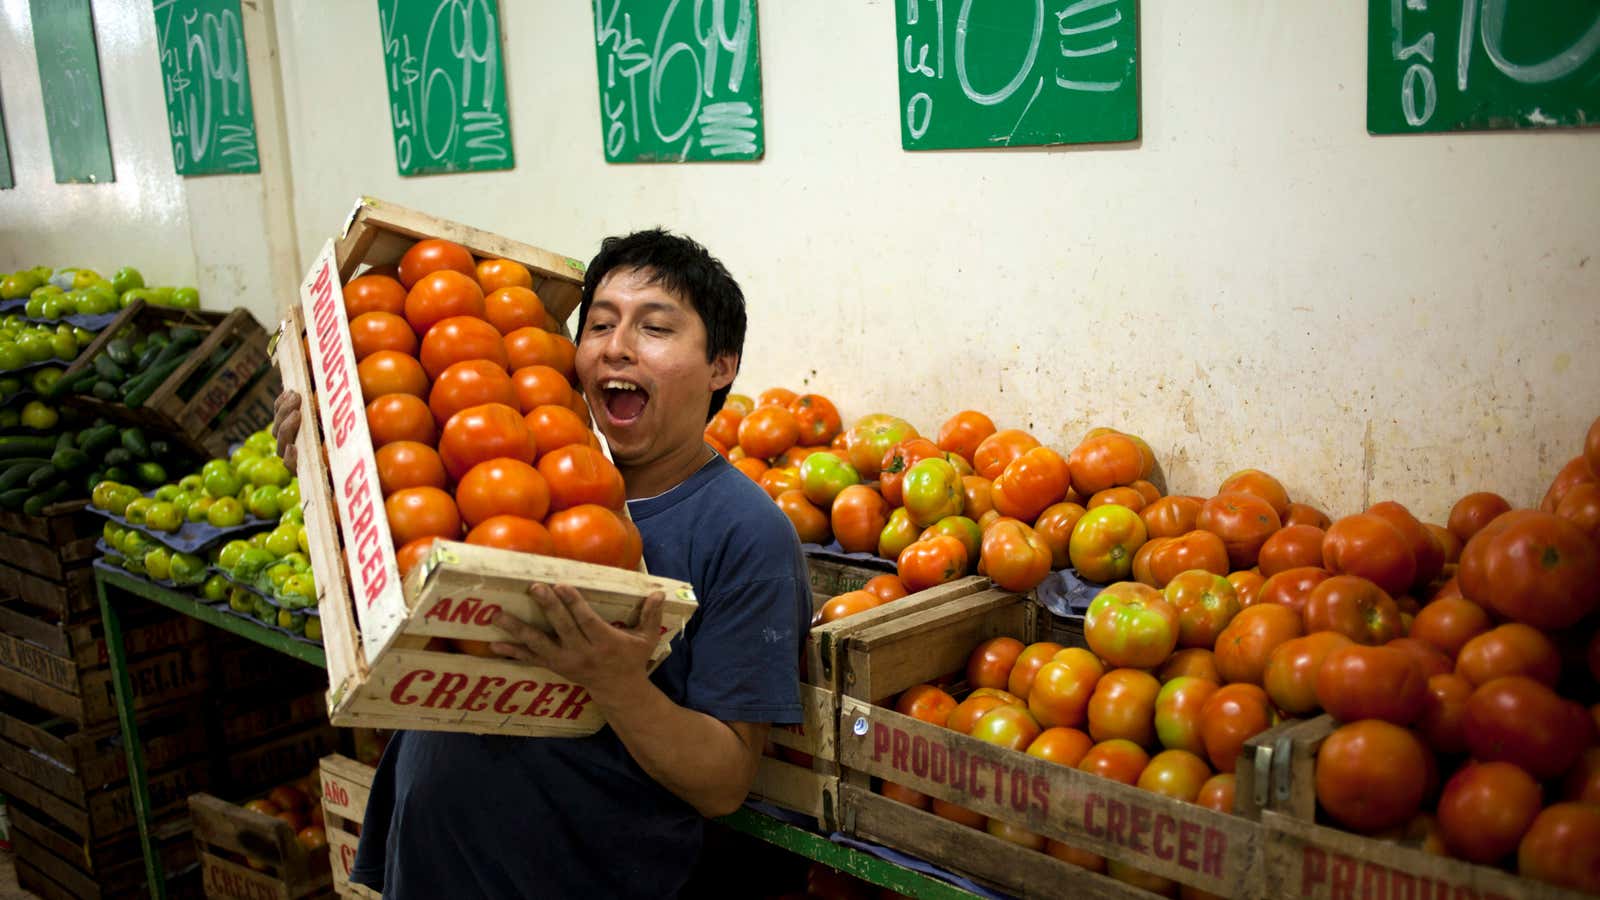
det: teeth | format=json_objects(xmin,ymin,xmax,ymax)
[{"xmin": 603, "ymin": 380, "xmax": 640, "ymax": 391}]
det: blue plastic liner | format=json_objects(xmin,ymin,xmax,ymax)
[{"xmin": 88, "ymin": 496, "xmax": 277, "ymax": 555}]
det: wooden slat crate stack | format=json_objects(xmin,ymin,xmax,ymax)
[
  {"xmin": 189, "ymin": 794, "xmax": 333, "ymax": 900},
  {"xmin": 319, "ymin": 755, "xmax": 379, "ymax": 900}
]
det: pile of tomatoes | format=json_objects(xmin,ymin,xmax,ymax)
[
  {"xmin": 707, "ymin": 390, "xmax": 1161, "ymax": 596},
  {"xmin": 341, "ymin": 238, "xmax": 639, "ymax": 611}
]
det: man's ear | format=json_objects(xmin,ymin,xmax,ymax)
[{"xmin": 710, "ymin": 352, "xmax": 739, "ymax": 392}]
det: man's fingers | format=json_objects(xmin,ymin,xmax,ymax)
[
  {"xmin": 530, "ymin": 583, "xmax": 587, "ymax": 647},
  {"xmin": 282, "ymin": 441, "xmax": 297, "ymax": 474},
  {"xmin": 559, "ymin": 584, "xmax": 614, "ymax": 641},
  {"xmin": 489, "ymin": 641, "xmax": 541, "ymax": 665},
  {"xmin": 635, "ymin": 591, "xmax": 665, "ymax": 644},
  {"xmin": 274, "ymin": 390, "xmax": 301, "ymax": 416}
]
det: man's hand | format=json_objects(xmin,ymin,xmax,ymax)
[
  {"xmin": 273, "ymin": 390, "xmax": 302, "ymax": 474},
  {"xmin": 490, "ymin": 585, "xmax": 665, "ymax": 702}
]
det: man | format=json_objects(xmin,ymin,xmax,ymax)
[{"xmin": 274, "ymin": 230, "xmax": 810, "ymax": 898}]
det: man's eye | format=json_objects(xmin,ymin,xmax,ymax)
[
  {"xmin": 587, "ymin": 322, "xmax": 613, "ymax": 334},
  {"xmin": 645, "ymin": 324, "xmax": 672, "ymax": 336}
]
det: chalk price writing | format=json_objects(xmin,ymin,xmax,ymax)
[
  {"xmin": 594, "ymin": 0, "xmax": 762, "ymax": 161},
  {"xmin": 379, "ymin": 0, "xmax": 512, "ymax": 175},
  {"xmin": 153, "ymin": 0, "xmax": 259, "ymax": 174}
]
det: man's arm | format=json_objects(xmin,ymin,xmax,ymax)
[{"xmin": 492, "ymin": 585, "xmax": 765, "ymax": 818}]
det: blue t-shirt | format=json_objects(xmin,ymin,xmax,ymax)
[{"xmin": 350, "ymin": 454, "xmax": 810, "ymax": 899}]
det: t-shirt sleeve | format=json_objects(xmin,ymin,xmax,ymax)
[{"xmin": 680, "ymin": 573, "xmax": 809, "ymax": 724}]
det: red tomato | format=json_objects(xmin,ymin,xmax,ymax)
[
  {"xmin": 936, "ymin": 410, "xmax": 996, "ymax": 465},
  {"xmin": 1556, "ymin": 481, "xmax": 1600, "ymax": 544},
  {"xmin": 876, "ymin": 438, "xmax": 942, "ymax": 507},
  {"xmin": 430, "ymin": 359, "xmax": 518, "ymax": 426},
  {"xmin": 1142, "ymin": 530, "xmax": 1230, "ymax": 587},
  {"xmin": 1541, "ymin": 455, "xmax": 1597, "ymax": 513},
  {"xmin": 1302, "ymin": 575, "xmax": 1403, "ymax": 645},
  {"xmin": 1458, "ymin": 509, "xmax": 1600, "ymax": 630},
  {"xmin": 895, "ymin": 684, "xmax": 958, "ymax": 726},
  {"xmin": 404, "ymin": 270, "xmax": 485, "ymax": 335},
  {"xmin": 1409, "ymin": 594, "xmax": 1491, "ymax": 658},
  {"xmin": 537, "ymin": 445, "xmax": 626, "ymax": 511},
  {"xmin": 1078, "ymin": 739, "xmax": 1150, "ymax": 786},
  {"xmin": 465, "ymin": 515, "xmax": 553, "ymax": 555},
  {"xmin": 1084, "ymin": 582, "xmax": 1179, "ymax": 669},
  {"xmin": 862, "ymin": 574, "xmax": 909, "ymax": 603},
  {"xmin": 930, "ymin": 799, "xmax": 986, "ymax": 829},
  {"xmin": 1437, "ymin": 761, "xmax": 1543, "ymax": 864},
  {"xmin": 1045, "ymin": 841, "xmax": 1106, "ymax": 873},
  {"xmin": 1087, "ymin": 668, "xmax": 1161, "ymax": 746},
  {"xmin": 1385, "ymin": 637, "xmax": 1453, "ymax": 678},
  {"xmin": 961, "ymin": 475, "xmax": 996, "ymax": 523},
  {"xmin": 986, "ymin": 818, "xmax": 1046, "ymax": 851},
  {"xmin": 1417, "ymin": 673, "xmax": 1473, "ymax": 754},
  {"xmin": 1026, "ymin": 727, "xmax": 1094, "ymax": 767},
  {"xmin": 991, "ymin": 447, "xmax": 1070, "ymax": 523},
  {"xmin": 844, "ymin": 415, "xmax": 918, "ymax": 480},
  {"xmin": 738, "ymin": 406, "xmax": 800, "ymax": 461},
  {"xmin": 775, "ymin": 490, "xmax": 829, "ymax": 545},
  {"xmin": 545, "ymin": 504, "xmax": 637, "ymax": 570},
  {"xmin": 1214, "ymin": 603, "xmax": 1303, "ymax": 685},
  {"xmin": 1285, "ymin": 502, "xmax": 1332, "ymax": 529},
  {"xmin": 439, "ymin": 403, "xmax": 535, "ymax": 481},
  {"xmin": 1198, "ymin": 683, "xmax": 1274, "ymax": 774},
  {"xmin": 1228, "ymin": 570, "xmax": 1266, "ymax": 607},
  {"xmin": 1006, "ymin": 641, "xmax": 1065, "ymax": 700},
  {"xmin": 1197, "ymin": 773, "xmax": 1236, "ymax": 814},
  {"xmin": 1153, "ymin": 676, "xmax": 1218, "ymax": 755},
  {"xmin": 787, "ymin": 393, "xmax": 842, "ymax": 447},
  {"xmin": 374, "ymin": 440, "xmax": 447, "ymax": 496},
  {"xmin": 1142, "ymin": 496, "xmax": 1203, "ymax": 539},
  {"xmin": 1068, "ymin": 505, "xmax": 1149, "ymax": 583},
  {"xmin": 880, "ymin": 780, "xmax": 928, "ymax": 811},
  {"xmin": 1158, "ymin": 648, "xmax": 1221, "ymax": 684},
  {"xmin": 1448, "ymin": 491, "xmax": 1512, "ymax": 544},
  {"xmin": 419, "ymin": 315, "xmax": 506, "ymax": 379},
  {"xmin": 1315, "ymin": 720, "xmax": 1430, "ymax": 833},
  {"xmin": 831, "ymin": 485, "xmax": 890, "ymax": 555},
  {"xmin": 1256, "ymin": 566, "xmax": 1332, "ymax": 615},
  {"xmin": 896, "ymin": 535, "xmax": 969, "ymax": 592},
  {"xmin": 1518, "ymin": 803, "xmax": 1600, "ymax": 894},
  {"xmin": 1315, "ymin": 645, "xmax": 1427, "ymax": 725},
  {"xmin": 1455, "ymin": 623, "xmax": 1561, "ymax": 687},
  {"xmin": 1163, "ymin": 569, "xmax": 1240, "ymax": 649},
  {"xmin": 1257, "ymin": 524, "xmax": 1327, "ymax": 577},
  {"xmin": 1027, "ymin": 648, "xmax": 1104, "ymax": 729},
  {"xmin": 398, "ymin": 238, "xmax": 475, "ymax": 288},
  {"xmin": 979, "ymin": 518, "xmax": 1053, "ymax": 592},
  {"xmin": 1322, "ymin": 513, "xmax": 1416, "ymax": 597},
  {"xmin": 1563, "ymin": 747, "xmax": 1600, "ymax": 803},
  {"xmin": 384, "ymin": 486, "xmax": 461, "ymax": 547},
  {"xmin": 1033, "ymin": 501, "xmax": 1086, "ymax": 570},
  {"xmin": 1137, "ymin": 749, "xmax": 1213, "ymax": 802},
  {"xmin": 1196, "ymin": 492, "xmax": 1283, "ymax": 570},
  {"xmin": 966, "ymin": 637, "xmax": 1026, "ymax": 691},
  {"xmin": 1066, "ymin": 432, "xmax": 1143, "ymax": 496},
  {"xmin": 814, "ymin": 591, "xmax": 882, "ymax": 626},
  {"xmin": 1263, "ymin": 631, "xmax": 1353, "ymax": 718},
  {"xmin": 348, "ymin": 311, "xmax": 418, "ymax": 361},
  {"xmin": 454, "ymin": 458, "xmax": 550, "ymax": 527},
  {"xmin": 1427, "ymin": 523, "xmax": 1463, "ymax": 565},
  {"xmin": 1463, "ymin": 676, "xmax": 1593, "ymax": 780},
  {"xmin": 946, "ymin": 695, "xmax": 1008, "ymax": 735},
  {"xmin": 1367, "ymin": 500, "xmax": 1445, "ymax": 591},
  {"xmin": 343, "ymin": 273, "xmax": 407, "ymax": 318}
]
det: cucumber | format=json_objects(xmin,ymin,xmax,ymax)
[
  {"xmin": 105, "ymin": 338, "xmax": 135, "ymax": 367},
  {"xmin": 76, "ymin": 424, "xmax": 118, "ymax": 454},
  {"xmin": 92, "ymin": 353, "xmax": 126, "ymax": 381},
  {"xmin": 120, "ymin": 428, "xmax": 150, "ymax": 459},
  {"xmin": 50, "ymin": 447, "xmax": 88, "ymax": 473},
  {"xmin": 103, "ymin": 465, "xmax": 129, "ymax": 484},
  {"xmin": 84, "ymin": 469, "xmax": 105, "ymax": 496},
  {"xmin": 27, "ymin": 463, "xmax": 61, "ymax": 489},
  {"xmin": 0, "ymin": 487, "xmax": 29, "ymax": 510},
  {"xmin": 125, "ymin": 359, "xmax": 186, "ymax": 406},
  {"xmin": 24, "ymin": 482, "xmax": 70, "ymax": 516},
  {"xmin": 52, "ymin": 432, "xmax": 76, "ymax": 455},
  {"xmin": 104, "ymin": 447, "xmax": 133, "ymax": 466},
  {"xmin": 168, "ymin": 326, "xmax": 203, "ymax": 347},
  {"xmin": 0, "ymin": 459, "xmax": 51, "ymax": 491},
  {"xmin": 0, "ymin": 436, "xmax": 57, "ymax": 459}
]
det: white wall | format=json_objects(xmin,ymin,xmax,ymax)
[{"xmin": 6, "ymin": 2, "xmax": 1598, "ymax": 522}]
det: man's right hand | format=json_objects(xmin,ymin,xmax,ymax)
[{"xmin": 273, "ymin": 390, "xmax": 302, "ymax": 474}]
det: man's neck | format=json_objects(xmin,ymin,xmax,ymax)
[{"xmin": 618, "ymin": 441, "xmax": 715, "ymax": 501}]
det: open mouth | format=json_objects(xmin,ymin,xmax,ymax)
[{"xmin": 601, "ymin": 378, "xmax": 649, "ymax": 425}]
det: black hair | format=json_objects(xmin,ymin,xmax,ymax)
[{"xmin": 577, "ymin": 229, "xmax": 745, "ymax": 421}]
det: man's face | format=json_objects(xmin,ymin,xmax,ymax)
[{"xmin": 574, "ymin": 267, "xmax": 737, "ymax": 468}]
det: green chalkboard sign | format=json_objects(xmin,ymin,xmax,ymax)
[
  {"xmin": 377, "ymin": 0, "xmax": 515, "ymax": 176},
  {"xmin": 152, "ymin": 0, "xmax": 261, "ymax": 175},
  {"xmin": 30, "ymin": 0, "xmax": 114, "ymax": 183},
  {"xmin": 0, "ymin": 96, "xmax": 13, "ymax": 190},
  {"xmin": 592, "ymin": 0, "xmax": 765, "ymax": 163},
  {"xmin": 895, "ymin": 0, "xmax": 1139, "ymax": 150},
  {"xmin": 1369, "ymin": 1, "xmax": 1600, "ymax": 133}
]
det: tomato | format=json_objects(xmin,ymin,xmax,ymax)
[
  {"xmin": 1137, "ymin": 749, "xmax": 1213, "ymax": 802},
  {"xmin": 1386, "ymin": 637, "xmax": 1452, "ymax": 678},
  {"xmin": 832, "ymin": 485, "xmax": 891, "ymax": 554},
  {"xmin": 947, "ymin": 695, "xmax": 1009, "ymax": 735},
  {"xmin": 843, "ymin": 415, "xmax": 918, "ymax": 480},
  {"xmin": 429, "ymin": 359, "xmax": 517, "ymax": 425},
  {"xmin": 1158, "ymin": 648, "xmax": 1220, "ymax": 684},
  {"xmin": 1417, "ymin": 672, "xmax": 1473, "ymax": 754},
  {"xmin": 1263, "ymin": 631, "xmax": 1353, "ymax": 717},
  {"xmin": 385, "ymin": 486, "xmax": 461, "ymax": 547},
  {"xmin": 537, "ymin": 444, "xmax": 625, "ymax": 511},
  {"xmin": 936, "ymin": 410, "xmax": 996, "ymax": 464},
  {"xmin": 1214, "ymin": 603, "xmax": 1303, "ymax": 685},
  {"xmin": 1027, "ymin": 727, "xmax": 1094, "ymax": 767},
  {"xmin": 737, "ymin": 406, "xmax": 800, "ymax": 461},
  {"xmin": 465, "ymin": 515, "xmax": 554, "ymax": 555},
  {"xmin": 1257, "ymin": 525, "xmax": 1327, "ymax": 578},
  {"xmin": 985, "ymin": 817, "xmax": 1046, "ymax": 851},
  {"xmin": 482, "ymin": 286, "xmax": 544, "ymax": 335},
  {"xmin": 876, "ymin": 438, "xmax": 940, "ymax": 507},
  {"xmin": 399, "ymin": 238, "xmax": 475, "ymax": 288},
  {"xmin": 799, "ymin": 451, "xmax": 861, "ymax": 509},
  {"xmin": 418, "ymin": 316, "xmax": 508, "ymax": 381},
  {"xmin": 374, "ymin": 440, "xmax": 447, "ymax": 496},
  {"xmin": 1315, "ymin": 720, "xmax": 1430, "ymax": 834},
  {"xmin": 344, "ymin": 273, "xmax": 407, "ymax": 318},
  {"xmin": 503, "ymin": 327, "xmax": 576, "ymax": 379},
  {"xmin": 896, "ymin": 684, "xmax": 958, "ymax": 726},
  {"xmin": 454, "ymin": 458, "xmax": 549, "ymax": 527},
  {"xmin": 1368, "ymin": 500, "xmax": 1445, "ymax": 591},
  {"xmin": 357, "ymin": 350, "xmax": 429, "ymax": 401},
  {"xmin": 971, "ymin": 429, "xmax": 1038, "ymax": 481},
  {"xmin": 546, "ymin": 504, "xmax": 637, "ymax": 569},
  {"xmin": 1541, "ymin": 456, "xmax": 1597, "ymax": 513},
  {"xmin": 523, "ymin": 405, "xmax": 596, "ymax": 458},
  {"xmin": 815, "ymin": 591, "xmax": 883, "ymax": 626},
  {"xmin": 996, "ymin": 641, "xmax": 1062, "ymax": 699},
  {"xmin": 1459, "ymin": 509, "xmax": 1600, "ymax": 629},
  {"xmin": 1556, "ymin": 481, "xmax": 1600, "ymax": 543},
  {"xmin": 510, "ymin": 365, "xmax": 576, "ymax": 415},
  {"xmin": 876, "ymin": 507, "xmax": 920, "ymax": 560},
  {"xmin": 1085, "ymin": 582, "xmax": 1179, "ymax": 669},
  {"xmin": 1032, "ymin": 501, "xmax": 1085, "ymax": 570},
  {"xmin": 1322, "ymin": 513, "xmax": 1416, "ymax": 596},
  {"xmin": 1069, "ymin": 505, "xmax": 1148, "ymax": 583},
  {"xmin": 971, "ymin": 705, "xmax": 1043, "ymax": 751},
  {"xmin": 366, "ymin": 393, "xmax": 436, "ymax": 447},
  {"xmin": 1088, "ymin": 486, "xmax": 1147, "ymax": 512},
  {"xmin": 786, "ymin": 393, "xmax": 841, "ymax": 447},
  {"xmin": 1302, "ymin": 575, "xmax": 1402, "ymax": 645},
  {"xmin": 703, "ymin": 408, "xmax": 742, "ymax": 450},
  {"xmin": 474, "ymin": 257, "xmax": 533, "ymax": 293},
  {"xmin": 1142, "ymin": 496, "xmax": 1203, "ymax": 539},
  {"xmin": 1154, "ymin": 676, "xmax": 1218, "ymax": 755},
  {"xmin": 1217, "ymin": 469, "xmax": 1290, "ymax": 521},
  {"xmin": 776, "ymin": 490, "xmax": 829, "ymax": 544},
  {"xmin": 1256, "ymin": 566, "xmax": 1331, "ymax": 615},
  {"xmin": 1142, "ymin": 530, "xmax": 1229, "ymax": 587},
  {"xmin": 877, "ymin": 780, "xmax": 929, "ymax": 813},
  {"xmin": 959, "ymin": 475, "xmax": 995, "ymax": 523},
  {"xmin": 965, "ymin": 636, "xmax": 1025, "ymax": 691},
  {"xmin": 1045, "ymin": 840, "xmax": 1106, "ymax": 873},
  {"xmin": 1564, "ymin": 747, "xmax": 1600, "ymax": 803},
  {"xmin": 1027, "ymin": 648, "xmax": 1103, "ymax": 728},
  {"xmin": 1197, "ymin": 492, "xmax": 1282, "ymax": 570},
  {"xmin": 1519, "ymin": 803, "xmax": 1600, "ymax": 893},
  {"xmin": 1446, "ymin": 491, "xmax": 1512, "ymax": 545},
  {"xmin": 1437, "ymin": 761, "xmax": 1544, "ymax": 864},
  {"xmin": 990, "ymin": 447, "xmax": 1070, "ymax": 523},
  {"xmin": 1426, "ymin": 523, "xmax": 1462, "ymax": 565},
  {"xmin": 1198, "ymin": 683, "xmax": 1273, "ymax": 774},
  {"xmin": 1128, "ymin": 479, "xmax": 1162, "ymax": 505},
  {"xmin": 979, "ymin": 518, "xmax": 1052, "ymax": 592},
  {"xmin": 1064, "ymin": 433, "xmax": 1142, "ymax": 497},
  {"xmin": 930, "ymin": 799, "xmax": 986, "ymax": 830},
  {"xmin": 721, "ymin": 394, "xmax": 753, "ymax": 417},
  {"xmin": 395, "ymin": 536, "xmax": 438, "ymax": 578},
  {"xmin": 1285, "ymin": 502, "xmax": 1331, "ymax": 529},
  {"xmin": 1087, "ymin": 668, "xmax": 1161, "ymax": 746},
  {"xmin": 1163, "ymin": 570, "xmax": 1240, "ymax": 649},
  {"xmin": 1079, "ymin": 739, "xmax": 1150, "ymax": 786},
  {"xmin": 1463, "ymin": 675, "xmax": 1593, "ymax": 780},
  {"xmin": 349, "ymin": 311, "xmax": 419, "ymax": 361},
  {"xmin": 1316, "ymin": 644, "xmax": 1426, "ymax": 724},
  {"xmin": 1227, "ymin": 570, "xmax": 1266, "ymax": 607},
  {"xmin": 1197, "ymin": 773, "xmax": 1235, "ymax": 815},
  {"xmin": 1455, "ymin": 623, "xmax": 1561, "ymax": 687},
  {"xmin": 404, "ymin": 270, "xmax": 485, "ymax": 335},
  {"xmin": 901, "ymin": 458, "xmax": 964, "ymax": 528},
  {"xmin": 1408, "ymin": 594, "xmax": 1488, "ymax": 659}
]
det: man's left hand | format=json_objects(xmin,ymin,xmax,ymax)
[{"xmin": 491, "ymin": 584, "xmax": 665, "ymax": 700}]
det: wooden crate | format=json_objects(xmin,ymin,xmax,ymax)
[
  {"xmin": 0, "ymin": 498, "xmax": 98, "ymax": 545},
  {"xmin": 190, "ymin": 793, "xmax": 333, "ymax": 900},
  {"xmin": 0, "ymin": 600, "xmax": 204, "ymax": 691},
  {"xmin": 804, "ymin": 552, "xmax": 896, "ymax": 604},
  {"xmin": 0, "ymin": 526, "xmax": 99, "ymax": 582},
  {"xmin": 0, "ymin": 636, "xmax": 210, "ymax": 727},
  {"xmin": 205, "ymin": 364, "xmax": 282, "ymax": 456},
  {"xmin": 832, "ymin": 587, "xmax": 1264, "ymax": 899},
  {"xmin": 226, "ymin": 724, "xmax": 341, "ymax": 798},
  {"xmin": 220, "ymin": 685, "xmax": 332, "ymax": 748},
  {"xmin": 1245, "ymin": 716, "xmax": 1592, "ymax": 900},
  {"xmin": 0, "ymin": 558, "xmax": 98, "ymax": 620},
  {"xmin": 13, "ymin": 802, "xmax": 199, "ymax": 900},
  {"xmin": 60, "ymin": 298, "xmax": 274, "ymax": 455},
  {"xmin": 320, "ymin": 754, "xmax": 379, "ymax": 900},
  {"xmin": 1, "ymin": 744, "xmax": 209, "ymax": 846},
  {"xmin": 0, "ymin": 694, "xmax": 207, "ymax": 804},
  {"xmin": 281, "ymin": 201, "xmax": 696, "ymax": 739}
]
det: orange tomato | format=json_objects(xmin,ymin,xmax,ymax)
[
  {"xmin": 399, "ymin": 238, "xmax": 475, "ymax": 288},
  {"xmin": 815, "ymin": 590, "xmax": 883, "ymax": 626},
  {"xmin": 374, "ymin": 441, "xmax": 447, "ymax": 496},
  {"xmin": 545, "ymin": 504, "xmax": 637, "ymax": 569},
  {"xmin": 429, "ymin": 360, "xmax": 518, "ymax": 426},
  {"xmin": 966, "ymin": 636, "xmax": 1026, "ymax": 691},
  {"xmin": 862, "ymin": 573, "xmax": 909, "ymax": 602},
  {"xmin": 1142, "ymin": 496, "xmax": 1204, "ymax": 539},
  {"xmin": 1033, "ymin": 501, "xmax": 1086, "ymax": 570},
  {"xmin": 349, "ymin": 311, "xmax": 418, "ymax": 361},
  {"xmin": 1285, "ymin": 502, "xmax": 1332, "ymax": 529},
  {"xmin": 1007, "ymin": 641, "xmax": 1065, "ymax": 699},
  {"xmin": 1088, "ymin": 486, "xmax": 1147, "ymax": 512},
  {"xmin": 466, "ymin": 515, "xmax": 554, "ymax": 555},
  {"xmin": 897, "ymin": 535, "xmax": 969, "ymax": 592},
  {"xmin": 788, "ymin": 394, "xmax": 842, "ymax": 446},
  {"xmin": 385, "ymin": 486, "xmax": 461, "ymax": 547},
  {"xmin": 973, "ymin": 429, "xmax": 1040, "ymax": 481},
  {"xmin": 733, "ymin": 457, "xmax": 768, "ymax": 481},
  {"xmin": 1078, "ymin": 739, "xmax": 1150, "ymax": 786},
  {"xmin": 504, "ymin": 327, "xmax": 577, "ymax": 379},
  {"xmin": 1258, "ymin": 524, "xmax": 1328, "ymax": 578},
  {"xmin": 455, "ymin": 458, "xmax": 550, "ymax": 527},
  {"xmin": 1228, "ymin": 569, "xmax": 1266, "ymax": 606},
  {"xmin": 404, "ymin": 270, "xmax": 485, "ymax": 335},
  {"xmin": 1067, "ymin": 433, "xmax": 1144, "ymax": 496},
  {"xmin": 366, "ymin": 394, "xmax": 436, "ymax": 447},
  {"xmin": 419, "ymin": 316, "xmax": 506, "ymax": 379},
  {"xmin": 1158, "ymin": 648, "xmax": 1221, "ymax": 684},
  {"xmin": 475, "ymin": 258, "xmax": 533, "ymax": 293},
  {"xmin": 343, "ymin": 274, "xmax": 407, "ymax": 318},
  {"xmin": 357, "ymin": 351, "xmax": 428, "ymax": 401},
  {"xmin": 757, "ymin": 467, "xmax": 801, "ymax": 499},
  {"xmin": 991, "ymin": 447, "xmax": 1071, "ymax": 522},
  {"xmin": 511, "ymin": 365, "xmax": 576, "ymax": 414},
  {"xmin": 775, "ymin": 490, "xmax": 830, "ymax": 544},
  {"xmin": 483, "ymin": 286, "xmax": 545, "ymax": 335},
  {"xmin": 831, "ymin": 485, "xmax": 890, "ymax": 554},
  {"xmin": 947, "ymin": 695, "xmax": 1009, "ymax": 735},
  {"xmin": 704, "ymin": 408, "xmax": 743, "ymax": 449},
  {"xmin": 1197, "ymin": 492, "xmax": 1283, "ymax": 570},
  {"xmin": 438, "ymin": 403, "xmax": 536, "ymax": 480},
  {"xmin": 738, "ymin": 406, "xmax": 800, "ymax": 461},
  {"xmin": 538, "ymin": 444, "xmax": 626, "ymax": 511},
  {"xmin": 723, "ymin": 394, "xmax": 755, "ymax": 416},
  {"xmin": 757, "ymin": 387, "xmax": 797, "ymax": 408},
  {"xmin": 1199, "ymin": 682, "xmax": 1275, "ymax": 773},
  {"xmin": 1214, "ymin": 603, "xmax": 1303, "ymax": 685},
  {"xmin": 1217, "ymin": 469, "xmax": 1291, "ymax": 521},
  {"xmin": 523, "ymin": 405, "xmax": 598, "ymax": 458},
  {"xmin": 395, "ymin": 536, "xmax": 438, "ymax": 578},
  {"xmin": 1087, "ymin": 668, "xmax": 1161, "ymax": 746},
  {"xmin": 936, "ymin": 410, "xmax": 997, "ymax": 465}
]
